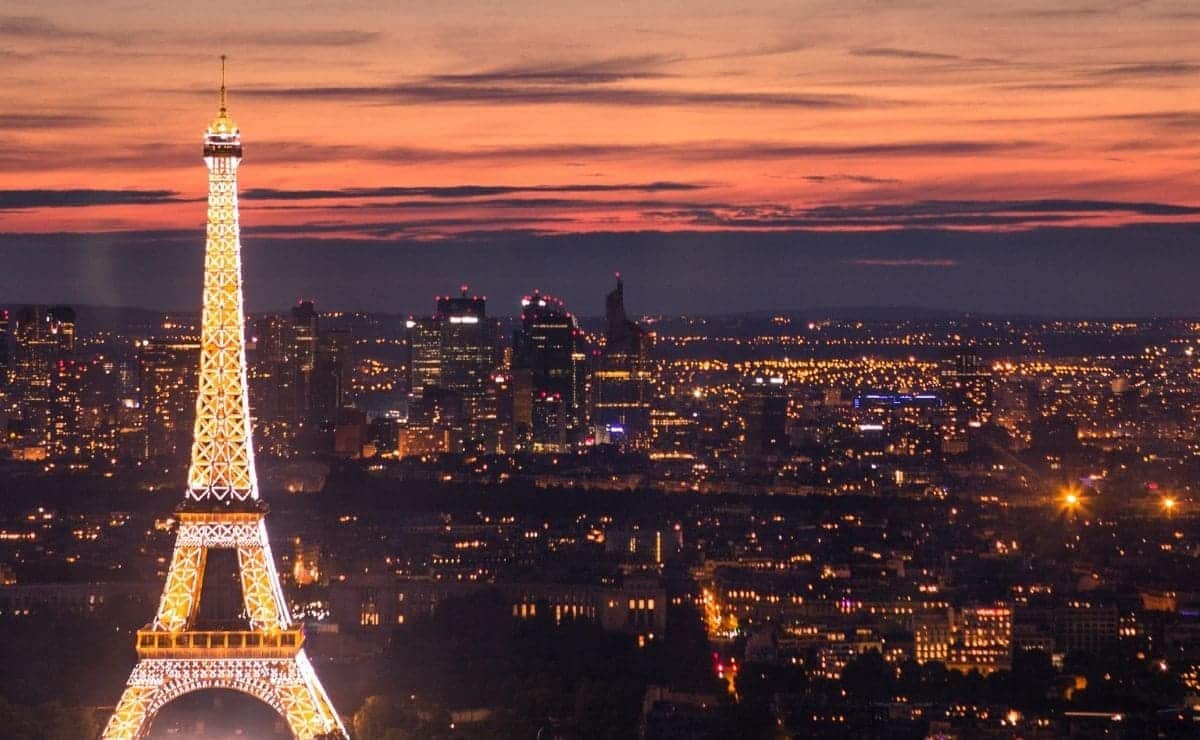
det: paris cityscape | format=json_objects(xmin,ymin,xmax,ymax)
[{"xmin": 3, "ymin": 2, "xmax": 1200, "ymax": 739}]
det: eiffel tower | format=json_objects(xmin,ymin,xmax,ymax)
[{"xmin": 103, "ymin": 59, "xmax": 348, "ymax": 739}]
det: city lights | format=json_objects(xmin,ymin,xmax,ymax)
[{"xmin": 0, "ymin": 6, "xmax": 1197, "ymax": 734}]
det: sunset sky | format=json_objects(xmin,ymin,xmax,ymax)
[{"xmin": 1, "ymin": 1, "xmax": 1198, "ymax": 315}]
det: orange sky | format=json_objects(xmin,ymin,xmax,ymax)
[{"xmin": 2, "ymin": 1, "xmax": 1199, "ymax": 239}]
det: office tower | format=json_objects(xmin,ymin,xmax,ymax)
[
  {"xmin": 593, "ymin": 275, "xmax": 651, "ymax": 445},
  {"xmin": 0, "ymin": 308, "xmax": 9, "ymax": 386},
  {"xmin": 138, "ymin": 338, "xmax": 200, "ymax": 459},
  {"xmin": 512, "ymin": 291, "xmax": 585, "ymax": 452},
  {"xmin": 531, "ymin": 390, "xmax": 567, "ymax": 452},
  {"xmin": 254, "ymin": 314, "xmax": 287, "ymax": 367},
  {"xmin": 940, "ymin": 349, "xmax": 993, "ymax": 454},
  {"xmin": 742, "ymin": 376, "xmax": 789, "ymax": 459},
  {"xmin": 485, "ymin": 372, "xmax": 513, "ymax": 453},
  {"xmin": 104, "ymin": 65, "xmax": 346, "ymax": 738},
  {"xmin": 45, "ymin": 358, "xmax": 82, "ymax": 459},
  {"xmin": 8, "ymin": 306, "xmax": 77, "ymax": 456},
  {"xmin": 73, "ymin": 356, "xmax": 139, "ymax": 463},
  {"xmin": 249, "ymin": 314, "xmax": 287, "ymax": 420},
  {"xmin": 251, "ymin": 305, "xmax": 349, "ymax": 454},
  {"xmin": 406, "ymin": 316, "xmax": 441, "ymax": 399},
  {"xmin": 404, "ymin": 288, "xmax": 500, "ymax": 454},
  {"xmin": 11, "ymin": 305, "xmax": 75, "ymax": 391},
  {"xmin": 286, "ymin": 300, "xmax": 319, "ymax": 422},
  {"xmin": 435, "ymin": 288, "xmax": 498, "ymax": 414},
  {"xmin": 311, "ymin": 328, "xmax": 352, "ymax": 432}
]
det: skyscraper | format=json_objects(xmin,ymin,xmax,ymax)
[
  {"xmin": 0, "ymin": 308, "xmax": 9, "ymax": 386},
  {"xmin": 512, "ymin": 291, "xmax": 586, "ymax": 452},
  {"xmin": 435, "ymin": 288, "xmax": 498, "ymax": 408},
  {"xmin": 311, "ymin": 328, "xmax": 352, "ymax": 432},
  {"xmin": 742, "ymin": 376, "xmax": 789, "ymax": 459},
  {"xmin": 593, "ymin": 275, "xmax": 651, "ymax": 445},
  {"xmin": 403, "ymin": 287, "xmax": 501, "ymax": 453},
  {"xmin": 138, "ymin": 338, "xmax": 200, "ymax": 459},
  {"xmin": 8, "ymin": 306, "xmax": 77, "ymax": 455},
  {"xmin": 406, "ymin": 316, "xmax": 441, "ymax": 399},
  {"xmin": 286, "ymin": 299, "xmax": 319, "ymax": 422},
  {"xmin": 11, "ymin": 305, "xmax": 75, "ymax": 391}
]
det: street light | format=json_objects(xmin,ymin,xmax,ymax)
[{"xmin": 1062, "ymin": 488, "xmax": 1080, "ymax": 509}]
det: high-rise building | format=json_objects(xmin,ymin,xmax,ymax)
[
  {"xmin": 138, "ymin": 339, "xmax": 200, "ymax": 459},
  {"xmin": 286, "ymin": 300, "xmax": 319, "ymax": 422},
  {"xmin": 406, "ymin": 317, "xmax": 441, "ymax": 400},
  {"xmin": 312, "ymin": 328, "xmax": 352, "ymax": 432},
  {"xmin": 7, "ymin": 306, "xmax": 77, "ymax": 456},
  {"xmin": 435, "ymin": 289, "xmax": 498, "ymax": 411},
  {"xmin": 512, "ymin": 291, "xmax": 586, "ymax": 452},
  {"xmin": 742, "ymin": 376, "xmax": 789, "ymax": 459},
  {"xmin": 45, "ymin": 358, "xmax": 83, "ymax": 459},
  {"xmin": 0, "ymin": 308, "xmax": 9, "ymax": 386},
  {"xmin": 72, "ymin": 356, "xmax": 140, "ymax": 464},
  {"xmin": 486, "ymin": 371, "xmax": 513, "ymax": 453},
  {"xmin": 403, "ymin": 287, "xmax": 501, "ymax": 453},
  {"xmin": 249, "ymin": 314, "xmax": 287, "ymax": 421},
  {"xmin": 11, "ymin": 305, "xmax": 75, "ymax": 391},
  {"xmin": 593, "ymin": 275, "xmax": 651, "ymax": 445},
  {"xmin": 249, "ymin": 304, "xmax": 353, "ymax": 454}
]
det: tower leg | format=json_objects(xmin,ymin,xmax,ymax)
[
  {"xmin": 280, "ymin": 651, "xmax": 347, "ymax": 737},
  {"xmin": 101, "ymin": 663, "xmax": 160, "ymax": 740},
  {"xmin": 153, "ymin": 543, "xmax": 207, "ymax": 632},
  {"xmin": 238, "ymin": 520, "xmax": 290, "ymax": 631}
]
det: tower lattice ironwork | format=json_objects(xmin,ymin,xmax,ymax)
[{"xmin": 103, "ymin": 59, "xmax": 348, "ymax": 739}]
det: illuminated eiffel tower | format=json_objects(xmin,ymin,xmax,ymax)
[{"xmin": 103, "ymin": 59, "xmax": 347, "ymax": 739}]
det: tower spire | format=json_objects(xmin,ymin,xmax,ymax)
[
  {"xmin": 206, "ymin": 54, "xmax": 239, "ymax": 142},
  {"xmin": 219, "ymin": 54, "xmax": 227, "ymax": 113}
]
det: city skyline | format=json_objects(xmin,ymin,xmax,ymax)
[
  {"xmin": 6, "ymin": 5, "xmax": 1200, "ymax": 738},
  {"xmin": 2, "ymin": 1, "xmax": 1200, "ymax": 314}
]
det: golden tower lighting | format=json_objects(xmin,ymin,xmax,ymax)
[{"xmin": 103, "ymin": 58, "xmax": 347, "ymax": 739}]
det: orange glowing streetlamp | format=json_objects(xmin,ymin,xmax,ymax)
[{"xmin": 1061, "ymin": 487, "xmax": 1081, "ymax": 510}]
